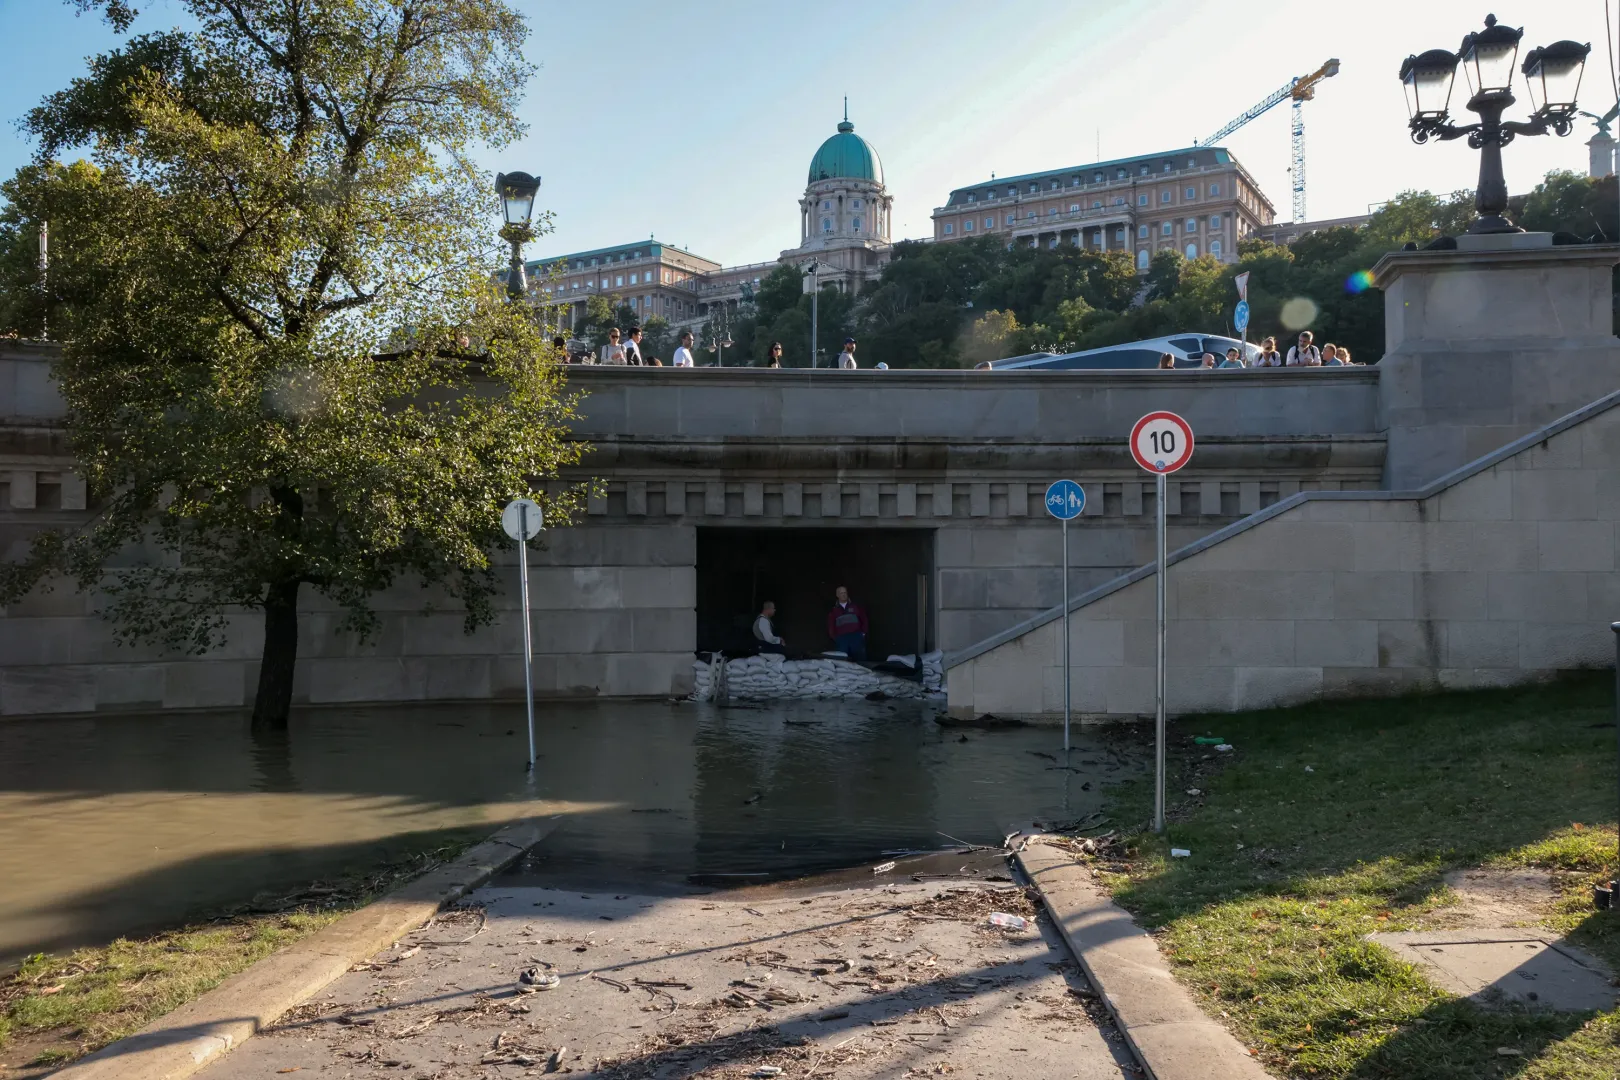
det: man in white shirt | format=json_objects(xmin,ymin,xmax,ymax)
[
  {"xmin": 752, "ymin": 601, "xmax": 786, "ymax": 655},
  {"xmin": 624, "ymin": 325, "xmax": 645, "ymax": 366},
  {"xmin": 672, "ymin": 330, "xmax": 695, "ymax": 368},
  {"xmin": 1286, "ymin": 331, "xmax": 1321, "ymax": 366},
  {"xmin": 838, "ymin": 337, "xmax": 859, "ymax": 369}
]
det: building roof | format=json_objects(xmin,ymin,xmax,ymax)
[
  {"xmin": 809, "ymin": 116, "xmax": 884, "ymax": 185},
  {"xmin": 943, "ymin": 146, "xmax": 1235, "ymax": 204},
  {"xmin": 528, "ymin": 240, "xmax": 717, "ymax": 272}
]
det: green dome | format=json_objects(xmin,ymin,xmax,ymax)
[{"xmin": 808, "ymin": 118, "xmax": 883, "ymax": 185}]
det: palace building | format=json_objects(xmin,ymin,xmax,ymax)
[
  {"xmin": 532, "ymin": 109, "xmax": 895, "ymax": 336},
  {"xmin": 528, "ymin": 118, "xmax": 1284, "ymax": 340},
  {"xmin": 929, "ymin": 146, "xmax": 1276, "ymax": 268}
]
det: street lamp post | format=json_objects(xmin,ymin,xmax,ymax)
[
  {"xmin": 710, "ymin": 307, "xmax": 734, "ymax": 367},
  {"xmin": 1400, "ymin": 15, "xmax": 1589, "ymax": 234},
  {"xmin": 495, "ymin": 171, "xmax": 541, "ymax": 300},
  {"xmin": 802, "ymin": 261, "xmax": 822, "ymax": 368}
]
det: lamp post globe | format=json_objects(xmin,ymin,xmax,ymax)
[
  {"xmin": 495, "ymin": 170, "xmax": 541, "ymax": 301},
  {"xmin": 1399, "ymin": 14, "xmax": 1587, "ymax": 235},
  {"xmin": 1522, "ymin": 40, "xmax": 1591, "ymax": 122}
]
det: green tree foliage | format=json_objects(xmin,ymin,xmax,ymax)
[
  {"xmin": 575, "ymin": 293, "xmax": 637, "ymax": 349},
  {"xmin": 0, "ymin": 0, "xmax": 587, "ymax": 728},
  {"xmin": 1517, "ymin": 170, "xmax": 1618, "ymax": 240}
]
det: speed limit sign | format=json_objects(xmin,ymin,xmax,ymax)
[{"xmin": 1130, "ymin": 411, "xmax": 1194, "ymax": 474}]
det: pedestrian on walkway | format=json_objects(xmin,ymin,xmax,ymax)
[
  {"xmin": 767, "ymin": 341, "xmax": 784, "ymax": 368},
  {"xmin": 672, "ymin": 330, "xmax": 696, "ymax": 368},
  {"xmin": 1285, "ymin": 331, "xmax": 1321, "ymax": 366},
  {"xmin": 624, "ymin": 325, "xmax": 645, "ymax": 365},
  {"xmin": 1253, "ymin": 336, "xmax": 1283, "ymax": 367},
  {"xmin": 1322, "ymin": 343, "xmax": 1343, "ymax": 366},
  {"xmin": 1218, "ymin": 347, "xmax": 1246, "ymax": 368},
  {"xmin": 600, "ymin": 328, "xmax": 627, "ymax": 365},
  {"xmin": 838, "ymin": 338, "xmax": 859, "ymax": 369},
  {"xmin": 1157, "ymin": 353, "xmax": 1176, "ymax": 370}
]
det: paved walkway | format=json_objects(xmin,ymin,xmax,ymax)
[{"xmin": 200, "ymin": 878, "xmax": 1140, "ymax": 1079}]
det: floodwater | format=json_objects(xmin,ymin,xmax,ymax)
[{"xmin": 0, "ymin": 699, "xmax": 1144, "ymax": 967}]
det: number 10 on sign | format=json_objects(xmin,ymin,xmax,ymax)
[{"xmin": 1129, "ymin": 411, "xmax": 1194, "ymax": 835}]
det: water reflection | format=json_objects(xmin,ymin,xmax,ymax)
[{"xmin": 0, "ymin": 699, "xmax": 1144, "ymax": 965}]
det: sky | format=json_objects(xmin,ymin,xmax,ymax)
[{"xmin": 1, "ymin": 0, "xmax": 1617, "ymax": 267}]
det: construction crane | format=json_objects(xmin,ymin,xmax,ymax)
[{"xmin": 1199, "ymin": 58, "xmax": 1340, "ymax": 224}]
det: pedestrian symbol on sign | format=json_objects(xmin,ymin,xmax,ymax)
[{"xmin": 1045, "ymin": 479, "xmax": 1085, "ymax": 520}]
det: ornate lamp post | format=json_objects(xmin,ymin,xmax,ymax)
[
  {"xmin": 709, "ymin": 307, "xmax": 735, "ymax": 367},
  {"xmin": 495, "ymin": 171, "xmax": 541, "ymax": 300},
  {"xmin": 1400, "ymin": 15, "xmax": 1589, "ymax": 234}
]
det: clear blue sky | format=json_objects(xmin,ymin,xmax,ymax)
[{"xmin": 2, "ymin": 0, "xmax": 1616, "ymax": 266}]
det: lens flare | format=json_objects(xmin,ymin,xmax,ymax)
[
  {"xmin": 1279, "ymin": 297, "xmax": 1319, "ymax": 331},
  {"xmin": 1345, "ymin": 269, "xmax": 1375, "ymax": 294}
]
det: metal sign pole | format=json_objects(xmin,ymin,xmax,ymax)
[
  {"xmin": 1062, "ymin": 515, "xmax": 1071, "ymax": 753},
  {"xmin": 519, "ymin": 503, "xmax": 536, "ymax": 772},
  {"xmin": 1155, "ymin": 470, "xmax": 1167, "ymax": 834}
]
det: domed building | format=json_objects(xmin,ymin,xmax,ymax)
[{"xmin": 780, "ymin": 105, "xmax": 894, "ymax": 293}]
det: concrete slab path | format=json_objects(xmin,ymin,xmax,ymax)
[{"xmin": 197, "ymin": 878, "xmax": 1141, "ymax": 1079}]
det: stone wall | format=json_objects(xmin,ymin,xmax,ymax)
[{"xmin": 946, "ymin": 390, "xmax": 1620, "ymax": 720}]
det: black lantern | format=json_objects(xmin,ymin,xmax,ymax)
[
  {"xmin": 495, "ymin": 171, "xmax": 541, "ymax": 301},
  {"xmin": 1522, "ymin": 40, "xmax": 1591, "ymax": 121},
  {"xmin": 1400, "ymin": 49, "xmax": 1460, "ymax": 124},
  {"xmin": 1399, "ymin": 14, "xmax": 1586, "ymax": 235},
  {"xmin": 1458, "ymin": 15, "xmax": 1523, "ymax": 101}
]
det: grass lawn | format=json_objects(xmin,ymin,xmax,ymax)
[
  {"xmin": 0, "ymin": 829, "xmax": 487, "ymax": 1069},
  {"xmin": 1098, "ymin": 673, "xmax": 1620, "ymax": 1079}
]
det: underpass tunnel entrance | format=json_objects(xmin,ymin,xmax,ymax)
[{"xmin": 696, "ymin": 528, "xmax": 935, "ymax": 658}]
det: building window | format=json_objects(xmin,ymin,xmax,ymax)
[
  {"xmin": 1209, "ymin": 215, "xmax": 1221, "ymax": 228},
  {"xmin": 1209, "ymin": 183, "xmax": 1220, "ymax": 196},
  {"xmin": 1007, "ymin": 186, "xmax": 1016, "ymax": 197},
  {"xmin": 1185, "ymin": 218, "xmax": 1197, "ymax": 232},
  {"xmin": 1091, "ymin": 200, "xmax": 1102, "ymax": 209},
  {"xmin": 1161, "ymin": 190, "xmax": 1171, "ymax": 203},
  {"xmin": 1048, "ymin": 207, "xmax": 1058, "ymax": 217},
  {"xmin": 1162, "ymin": 222, "xmax": 1173, "ymax": 236},
  {"xmin": 630, "ymin": 296, "xmax": 639, "ymax": 309},
  {"xmin": 1139, "ymin": 164, "xmax": 1149, "ymax": 175},
  {"xmin": 1006, "ymin": 213, "xmax": 1015, "ymax": 225},
  {"xmin": 1188, "ymin": 158, "xmax": 1197, "ymax": 168},
  {"xmin": 1026, "ymin": 211, "xmax": 1036, "ymax": 220},
  {"xmin": 1163, "ymin": 162, "xmax": 1172, "ymax": 172},
  {"xmin": 1137, "ymin": 224, "xmax": 1149, "ymax": 238},
  {"xmin": 963, "ymin": 218, "xmax": 973, "ymax": 231},
  {"xmin": 1050, "ymin": 180, "xmax": 1059, "ymax": 189},
  {"xmin": 966, "ymin": 194, "xmax": 975, "ymax": 203},
  {"xmin": 822, "ymin": 200, "xmax": 831, "ymax": 210},
  {"xmin": 984, "ymin": 190, "xmax": 995, "ymax": 201},
  {"xmin": 1138, "ymin": 193, "xmax": 1148, "ymax": 206},
  {"xmin": 822, "ymin": 217, "xmax": 833, "ymax": 233},
  {"xmin": 1137, "ymin": 249, "xmax": 1150, "ymax": 269},
  {"xmin": 1116, "ymin": 228, "xmax": 1125, "ymax": 241},
  {"xmin": 1116, "ymin": 168, "xmax": 1126, "ymax": 178},
  {"xmin": 1113, "ymin": 197, "xmax": 1125, "ymax": 206},
  {"xmin": 1028, "ymin": 183, "xmax": 1038, "ymax": 193},
  {"xmin": 1186, "ymin": 242, "xmax": 1198, "ymax": 258},
  {"xmin": 629, "ymin": 272, "xmax": 638, "ymax": 284},
  {"xmin": 1211, "ymin": 239, "xmax": 1223, "ymax": 258},
  {"xmin": 853, "ymin": 198, "xmax": 863, "ymax": 209},
  {"xmin": 943, "ymin": 222, "xmax": 954, "ymax": 235},
  {"xmin": 634, "ymin": 250, "xmax": 642, "ymax": 258},
  {"xmin": 1071, "ymin": 175, "xmax": 1081, "ymax": 186},
  {"xmin": 1185, "ymin": 186, "xmax": 1196, "ymax": 199},
  {"xmin": 985, "ymin": 217, "xmax": 995, "ymax": 229}
]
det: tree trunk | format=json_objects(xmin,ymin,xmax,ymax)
[{"xmin": 252, "ymin": 578, "xmax": 301, "ymax": 731}]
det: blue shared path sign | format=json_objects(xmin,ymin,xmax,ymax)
[
  {"xmin": 1045, "ymin": 480, "xmax": 1085, "ymax": 520},
  {"xmin": 1233, "ymin": 299, "xmax": 1250, "ymax": 333}
]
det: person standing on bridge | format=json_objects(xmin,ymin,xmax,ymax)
[
  {"xmin": 827, "ymin": 586, "xmax": 869, "ymax": 661},
  {"xmin": 672, "ymin": 330, "xmax": 696, "ymax": 368},
  {"xmin": 838, "ymin": 338, "xmax": 859, "ymax": 369}
]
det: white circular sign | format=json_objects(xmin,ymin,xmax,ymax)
[
  {"xmin": 502, "ymin": 498, "xmax": 543, "ymax": 541},
  {"xmin": 1129, "ymin": 411, "xmax": 1195, "ymax": 474}
]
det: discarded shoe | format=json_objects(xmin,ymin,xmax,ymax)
[{"xmin": 517, "ymin": 967, "xmax": 561, "ymax": 993}]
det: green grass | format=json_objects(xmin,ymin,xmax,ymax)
[
  {"xmin": 0, "ymin": 831, "xmax": 485, "ymax": 1066},
  {"xmin": 1097, "ymin": 674, "xmax": 1620, "ymax": 1079}
]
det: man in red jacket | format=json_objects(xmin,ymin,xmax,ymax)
[{"xmin": 826, "ymin": 585, "xmax": 869, "ymax": 661}]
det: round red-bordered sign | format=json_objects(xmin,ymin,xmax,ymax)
[{"xmin": 1130, "ymin": 411, "xmax": 1194, "ymax": 474}]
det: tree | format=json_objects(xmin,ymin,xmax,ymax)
[
  {"xmin": 1361, "ymin": 189, "xmax": 1475, "ymax": 252},
  {"xmin": 576, "ymin": 293, "xmax": 636, "ymax": 349},
  {"xmin": 640, "ymin": 314, "xmax": 675, "ymax": 363},
  {"xmin": 0, "ymin": 0, "xmax": 587, "ymax": 729},
  {"xmin": 1518, "ymin": 170, "xmax": 1618, "ymax": 240}
]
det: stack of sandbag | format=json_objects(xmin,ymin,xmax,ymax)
[
  {"xmin": 686, "ymin": 654, "xmax": 943, "ymax": 702},
  {"xmin": 920, "ymin": 651, "xmax": 945, "ymax": 693}
]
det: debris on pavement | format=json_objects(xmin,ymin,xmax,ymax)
[
  {"xmin": 517, "ymin": 966, "xmax": 561, "ymax": 993},
  {"xmin": 1171, "ymin": 848, "xmax": 1191, "ymax": 858},
  {"xmin": 987, "ymin": 912, "xmax": 1029, "ymax": 930},
  {"xmin": 871, "ymin": 861, "xmax": 898, "ymax": 875},
  {"xmin": 1214, "ymin": 744, "xmax": 1234, "ymax": 752}
]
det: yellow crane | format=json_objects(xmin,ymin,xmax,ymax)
[{"xmin": 1200, "ymin": 58, "xmax": 1341, "ymax": 222}]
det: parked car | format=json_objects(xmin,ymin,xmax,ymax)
[{"xmin": 988, "ymin": 334, "xmax": 1261, "ymax": 370}]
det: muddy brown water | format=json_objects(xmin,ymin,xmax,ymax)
[{"xmin": 0, "ymin": 698, "xmax": 1143, "ymax": 967}]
